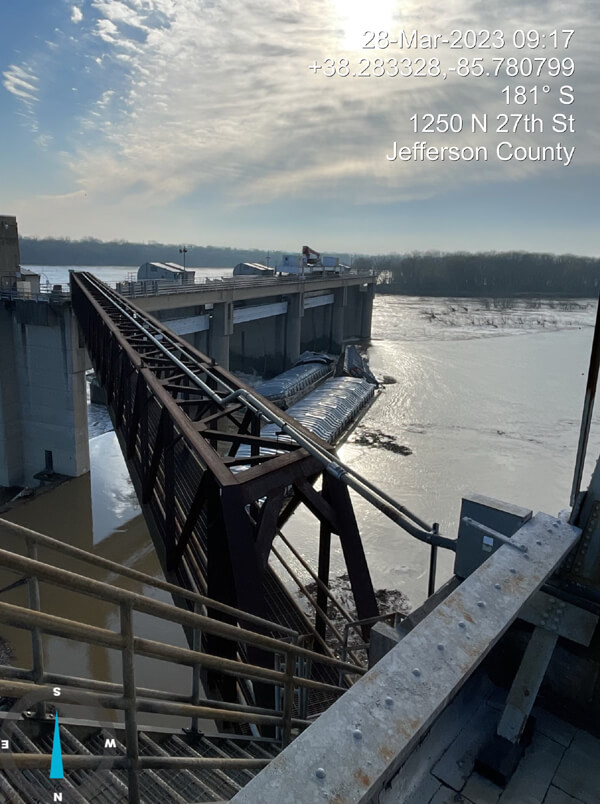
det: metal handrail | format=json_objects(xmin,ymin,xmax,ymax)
[
  {"xmin": 0, "ymin": 532, "xmax": 367, "ymax": 800},
  {"xmin": 0, "ymin": 530, "xmax": 365, "ymax": 784},
  {"xmin": 0, "ymin": 269, "xmax": 375, "ymax": 304},
  {"xmin": 0, "ymin": 518, "xmax": 297, "ymax": 637},
  {"xmin": 269, "ymin": 544, "xmax": 364, "ymax": 666},
  {"xmin": 0, "ymin": 663, "xmax": 295, "ymax": 719},
  {"xmin": 6, "ymin": 752, "xmax": 271, "ymax": 772},
  {"xmin": 0, "ymin": 548, "xmax": 364, "ymax": 676},
  {"xmin": 0, "ymin": 679, "xmax": 310, "ymax": 729},
  {"xmin": 0, "ymin": 289, "xmax": 70, "ymax": 303}
]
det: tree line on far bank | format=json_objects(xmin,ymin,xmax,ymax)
[
  {"xmin": 19, "ymin": 236, "xmax": 281, "ymax": 270},
  {"xmin": 353, "ymin": 251, "xmax": 599, "ymax": 297},
  {"xmin": 19, "ymin": 236, "xmax": 599, "ymax": 297}
]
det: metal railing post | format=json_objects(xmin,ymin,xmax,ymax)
[
  {"xmin": 428, "ymin": 545, "xmax": 438, "ymax": 597},
  {"xmin": 190, "ymin": 601, "xmax": 202, "ymax": 733},
  {"xmin": 26, "ymin": 538, "xmax": 46, "ymax": 719},
  {"xmin": 282, "ymin": 650, "xmax": 295, "ymax": 747},
  {"xmin": 297, "ymin": 655, "xmax": 310, "ymax": 721},
  {"xmin": 120, "ymin": 602, "xmax": 140, "ymax": 804}
]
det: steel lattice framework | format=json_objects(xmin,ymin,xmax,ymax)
[{"xmin": 71, "ymin": 272, "xmax": 379, "ymax": 704}]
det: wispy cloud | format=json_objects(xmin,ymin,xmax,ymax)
[
  {"xmin": 2, "ymin": 64, "xmax": 39, "ymax": 105},
  {"xmin": 35, "ymin": 133, "xmax": 54, "ymax": 150},
  {"xmin": 5, "ymin": 0, "xmax": 600, "ymax": 215},
  {"xmin": 2, "ymin": 63, "xmax": 43, "ymax": 139},
  {"xmin": 92, "ymin": 0, "xmax": 151, "ymax": 30},
  {"xmin": 37, "ymin": 189, "xmax": 88, "ymax": 201},
  {"xmin": 60, "ymin": 0, "xmax": 597, "ymax": 209},
  {"xmin": 96, "ymin": 18, "xmax": 119, "ymax": 44}
]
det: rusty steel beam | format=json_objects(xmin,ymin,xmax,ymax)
[{"xmin": 70, "ymin": 272, "xmax": 379, "ymax": 710}]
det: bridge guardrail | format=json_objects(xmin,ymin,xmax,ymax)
[
  {"xmin": 0, "ymin": 288, "xmax": 70, "ymax": 302},
  {"xmin": 0, "ymin": 271, "xmax": 375, "ymax": 303}
]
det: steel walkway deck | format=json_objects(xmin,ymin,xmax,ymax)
[{"xmin": 2, "ymin": 719, "xmax": 280, "ymax": 803}]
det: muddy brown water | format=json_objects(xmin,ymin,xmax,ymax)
[{"xmin": 0, "ymin": 449, "xmax": 199, "ymax": 731}]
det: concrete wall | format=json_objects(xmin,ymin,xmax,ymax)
[
  {"xmin": 131, "ymin": 275, "xmax": 376, "ymax": 373},
  {"xmin": 229, "ymin": 313, "xmax": 286, "ymax": 375},
  {"xmin": 0, "ymin": 308, "xmax": 24, "ymax": 486},
  {"xmin": 0, "ymin": 301, "xmax": 89, "ymax": 487},
  {"xmin": 345, "ymin": 283, "xmax": 374, "ymax": 342},
  {"xmin": 132, "ymin": 279, "xmax": 376, "ymax": 375},
  {"xmin": 144, "ymin": 283, "xmax": 375, "ymax": 375},
  {"xmin": 300, "ymin": 304, "xmax": 333, "ymax": 354}
]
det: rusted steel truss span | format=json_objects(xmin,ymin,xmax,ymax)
[{"xmin": 70, "ymin": 273, "xmax": 378, "ymax": 670}]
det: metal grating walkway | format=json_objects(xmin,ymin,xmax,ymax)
[{"xmin": 1, "ymin": 720, "xmax": 280, "ymax": 803}]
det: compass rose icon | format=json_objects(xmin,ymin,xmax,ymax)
[{"xmin": 0, "ymin": 685, "xmax": 121, "ymax": 802}]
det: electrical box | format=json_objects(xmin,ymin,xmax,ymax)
[{"xmin": 454, "ymin": 494, "xmax": 533, "ymax": 579}]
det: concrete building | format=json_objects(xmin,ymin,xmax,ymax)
[
  {"xmin": 137, "ymin": 262, "xmax": 195, "ymax": 284},
  {"xmin": 0, "ymin": 215, "xmax": 41, "ymax": 295}
]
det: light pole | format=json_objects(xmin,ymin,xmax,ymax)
[{"xmin": 179, "ymin": 246, "xmax": 188, "ymax": 269}]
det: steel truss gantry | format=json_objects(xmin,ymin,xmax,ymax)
[{"xmin": 71, "ymin": 272, "xmax": 382, "ymax": 704}]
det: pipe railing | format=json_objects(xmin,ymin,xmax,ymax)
[
  {"xmin": 0, "ymin": 288, "xmax": 70, "ymax": 303},
  {"xmin": 0, "ymin": 534, "xmax": 363, "ymax": 766},
  {"xmin": 0, "ymin": 549, "xmax": 364, "ymax": 677},
  {"xmin": 0, "ymin": 518, "xmax": 297, "ymax": 638}
]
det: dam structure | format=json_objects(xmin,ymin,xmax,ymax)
[
  {"xmin": 116, "ymin": 269, "xmax": 375, "ymax": 373},
  {"xmin": 0, "ymin": 215, "xmax": 599, "ymax": 803},
  {"xmin": 0, "ymin": 276, "xmax": 598, "ymax": 802},
  {"xmin": 0, "ymin": 216, "xmax": 375, "ymax": 487},
  {"xmin": 0, "ymin": 216, "xmax": 90, "ymax": 488}
]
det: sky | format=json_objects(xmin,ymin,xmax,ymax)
[{"xmin": 0, "ymin": 0, "xmax": 598, "ymax": 255}]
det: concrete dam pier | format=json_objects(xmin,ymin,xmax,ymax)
[
  {"xmin": 0, "ymin": 215, "xmax": 376, "ymax": 487},
  {"xmin": 0, "ymin": 216, "xmax": 89, "ymax": 488}
]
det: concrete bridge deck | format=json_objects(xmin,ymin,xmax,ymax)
[
  {"xmin": 118, "ymin": 271, "xmax": 376, "ymax": 373},
  {"xmin": 117, "ymin": 271, "xmax": 376, "ymax": 310}
]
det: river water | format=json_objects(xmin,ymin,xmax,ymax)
[{"xmin": 1, "ymin": 272, "xmax": 598, "ymax": 723}]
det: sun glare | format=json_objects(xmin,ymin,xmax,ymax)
[{"xmin": 333, "ymin": 0, "xmax": 396, "ymax": 49}]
